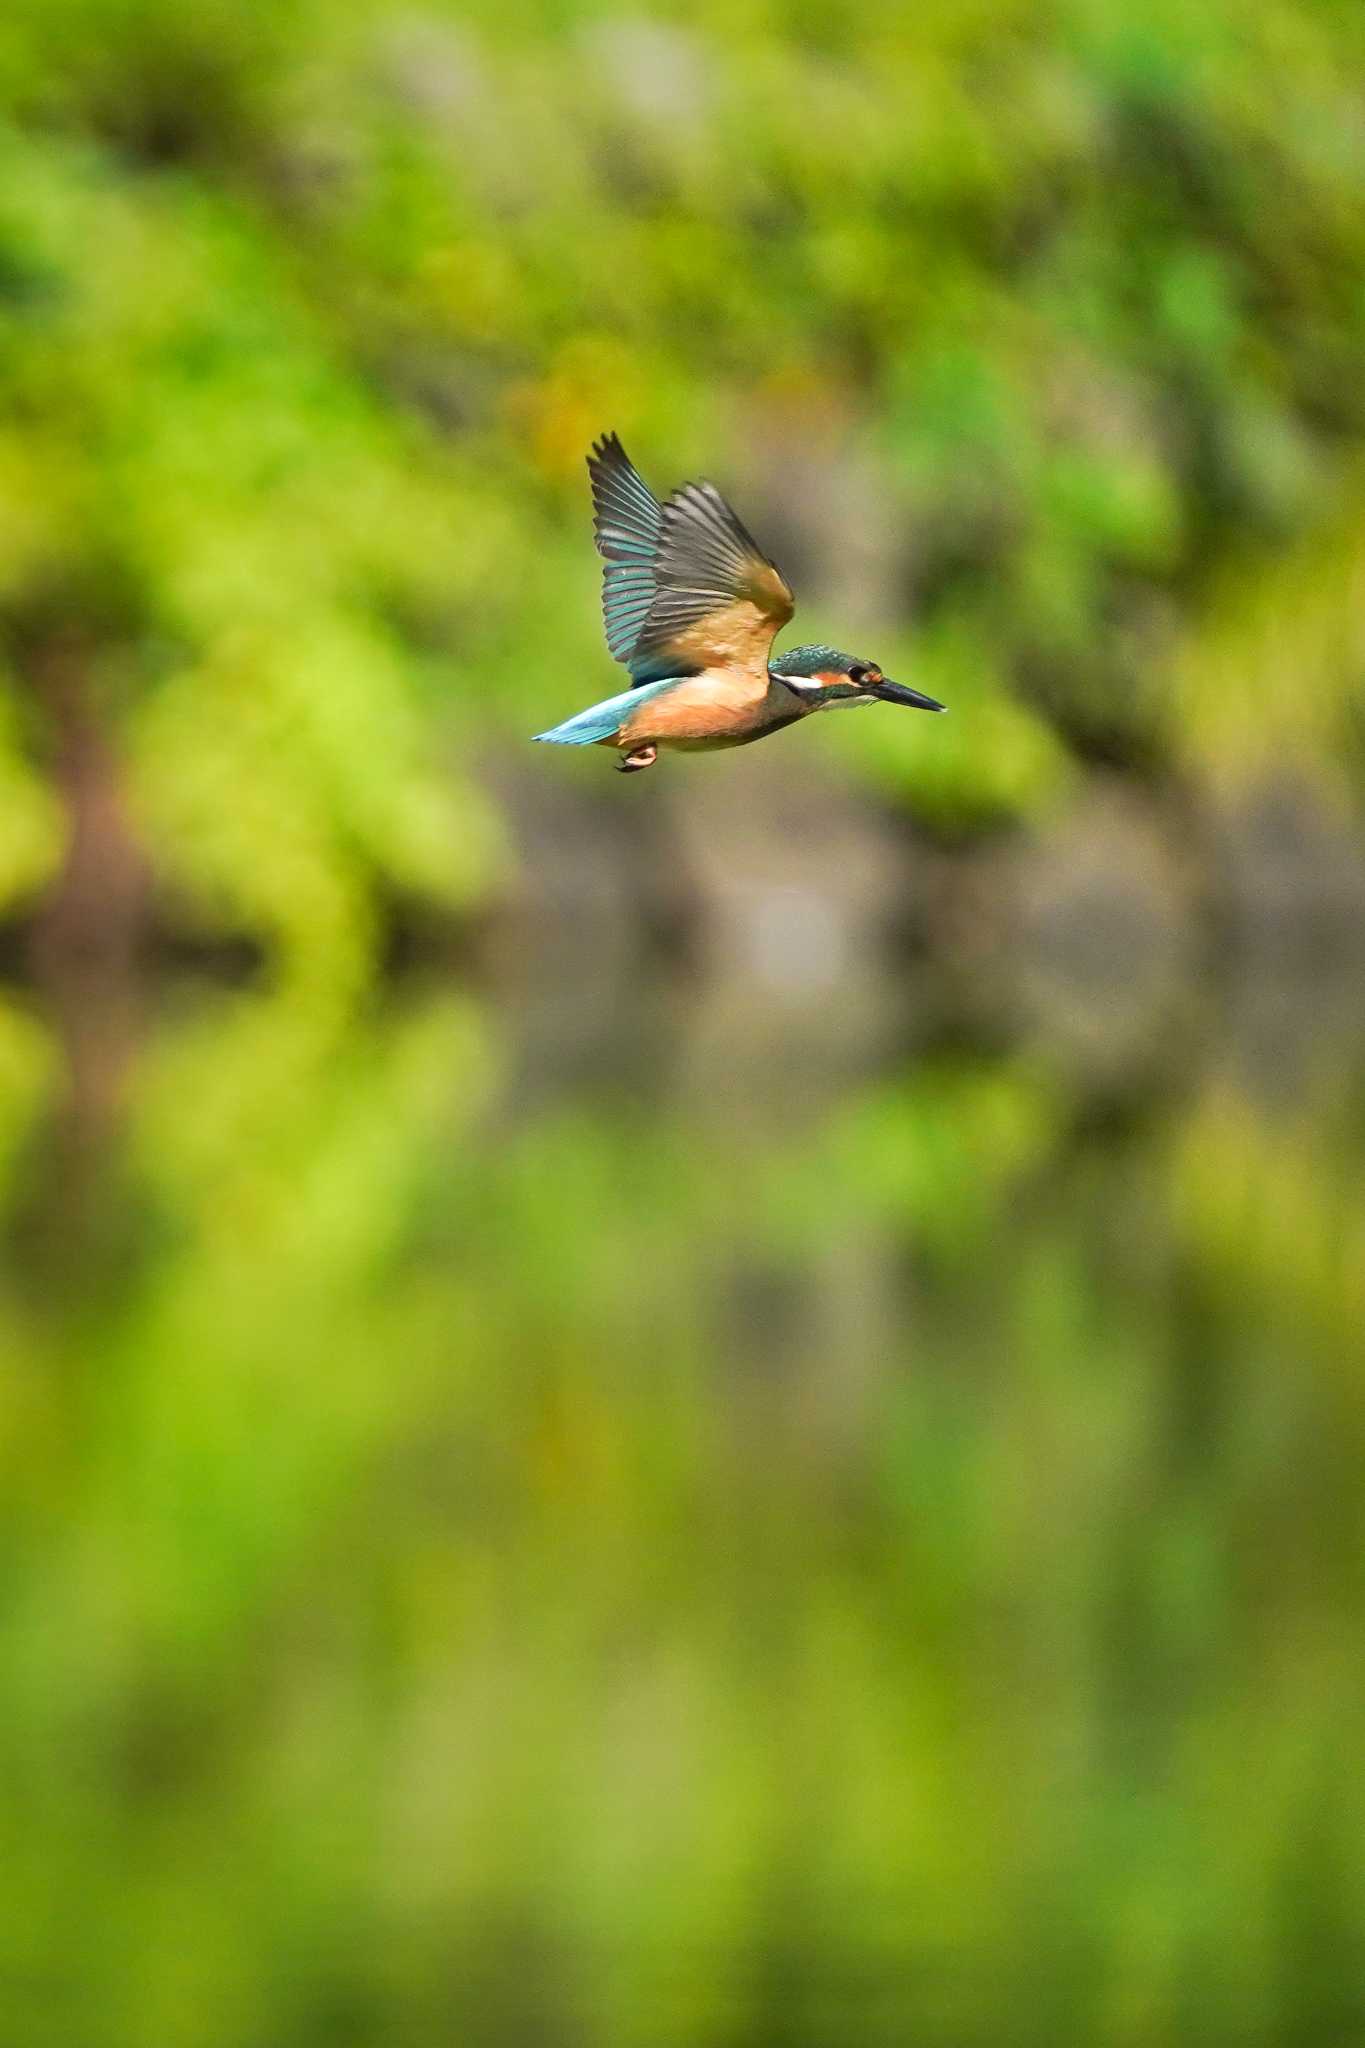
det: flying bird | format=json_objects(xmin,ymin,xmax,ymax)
[{"xmin": 534, "ymin": 433, "xmax": 945, "ymax": 772}]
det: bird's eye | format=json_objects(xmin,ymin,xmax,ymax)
[{"xmin": 849, "ymin": 665, "xmax": 869, "ymax": 685}]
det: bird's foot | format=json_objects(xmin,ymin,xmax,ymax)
[{"xmin": 617, "ymin": 744, "xmax": 657, "ymax": 773}]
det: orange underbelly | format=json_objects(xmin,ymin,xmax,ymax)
[
  {"xmin": 662, "ymin": 719, "xmax": 802, "ymax": 752},
  {"xmin": 617, "ymin": 674, "xmax": 798, "ymax": 750}
]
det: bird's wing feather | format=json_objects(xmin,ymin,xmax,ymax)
[
  {"xmin": 588, "ymin": 434, "xmax": 795, "ymax": 682},
  {"xmin": 631, "ymin": 478, "xmax": 795, "ymax": 678},
  {"xmin": 588, "ymin": 434, "xmax": 667, "ymax": 674}
]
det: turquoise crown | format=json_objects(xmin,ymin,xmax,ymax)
[{"xmin": 769, "ymin": 644, "xmax": 862, "ymax": 678}]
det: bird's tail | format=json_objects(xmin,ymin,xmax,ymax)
[{"xmin": 533, "ymin": 677, "xmax": 679, "ymax": 746}]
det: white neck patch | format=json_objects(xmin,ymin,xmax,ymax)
[{"xmin": 773, "ymin": 674, "xmax": 873, "ymax": 711}]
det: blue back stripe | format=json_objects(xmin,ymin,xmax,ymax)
[{"xmin": 533, "ymin": 676, "xmax": 682, "ymax": 746}]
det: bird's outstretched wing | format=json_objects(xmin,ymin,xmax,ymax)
[
  {"xmin": 588, "ymin": 434, "xmax": 795, "ymax": 683},
  {"xmin": 588, "ymin": 433, "xmax": 666, "ymax": 675}
]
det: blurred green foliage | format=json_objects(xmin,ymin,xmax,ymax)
[
  {"xmin": 3, "ymin": 960, "xmax": 1365, "ymax": 2044},
  {"xmin": 2, "ymin": 7, "xmax": 1365, "ymax": 2040},
  {"xmin": 2, "ymin": 0, "xmax": 1365, "ymax": 975}
]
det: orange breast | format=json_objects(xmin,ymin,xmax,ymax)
[{"xmin": 618, "ymin": 671, "xmax": 772, "ymax": 747}]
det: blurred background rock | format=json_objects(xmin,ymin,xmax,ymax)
[{"xmin": 2, "ymin": 3, "xmax": 1365, "ymax": 2044}]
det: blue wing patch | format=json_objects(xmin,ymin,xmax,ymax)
[{"xmin": 533, "ymin": 675, "xmax": 683, "ymax": 746}]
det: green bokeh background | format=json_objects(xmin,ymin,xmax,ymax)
[{"xmin": 2, "ymin": 2, "xmax": 1365, "ymax": 2042}]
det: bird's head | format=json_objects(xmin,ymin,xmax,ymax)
[{"xmin": 770, "ymin": 645, "xmax": 946, "ymax": 714}]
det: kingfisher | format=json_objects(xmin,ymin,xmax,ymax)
[{"xmin": 534, "ymin": 433, "xmax": 945, "ymax": 771}]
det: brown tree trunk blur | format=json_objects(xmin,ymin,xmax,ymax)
[{"xmin": 24, "ymin": 629, "xmax": 151, "ymax": 1276}]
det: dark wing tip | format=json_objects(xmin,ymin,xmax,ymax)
[{"xmin": 588, "ymin": 429, "xmax": 626, "ymax": 469}]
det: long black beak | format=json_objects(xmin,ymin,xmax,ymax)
[{"xmin": 873, "ymin": 677, "xmax": 946, "ymax": 713}]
